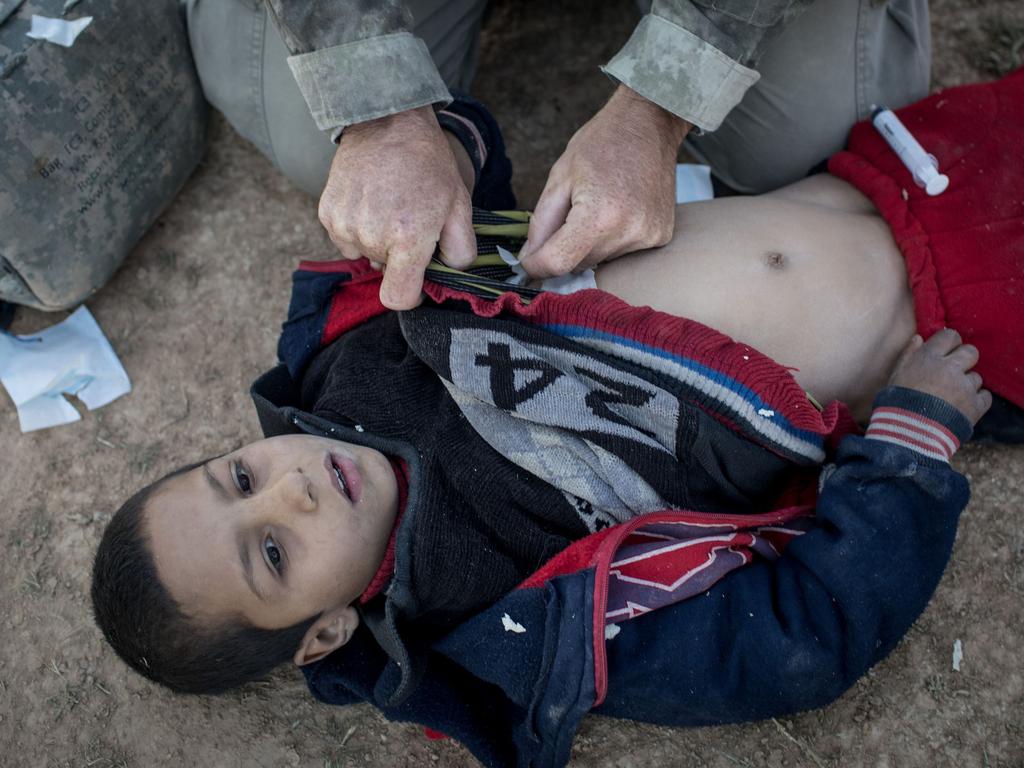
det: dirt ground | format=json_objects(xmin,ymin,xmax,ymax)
[{"xmin": 2, "ymin": 1, "xmax": 1023, "ymax": 766}]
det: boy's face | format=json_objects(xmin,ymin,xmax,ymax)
[{"xmin": 145, "ymin": 434, "xmax": 399, "ymax": 631}]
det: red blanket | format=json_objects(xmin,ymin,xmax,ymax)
[{"xmin": 829, "ymin": 68, "xmax": 1024, "ymax": 410}]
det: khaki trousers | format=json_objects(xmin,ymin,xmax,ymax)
[
  {"xmin": 185, "ymin": 0, "xmax": 488, "ymax": 196},
  {"xmin": 185, "ymin": 0, "xmax": 929, "ymax": 196}
]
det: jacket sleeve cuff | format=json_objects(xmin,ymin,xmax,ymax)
[
  {"xmin": 600, "ymin": 13, "xmax": 759, "ymax": 133},
  {"xmin": 865, "ymin": 386, "xmax": 973, "ymax": 463},
  {"xmin": 286, "ymin": 32, "xmax": 452, "ymax": 135}
]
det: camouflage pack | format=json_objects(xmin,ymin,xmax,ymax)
[{"xmin": 0, "ymin": 0, "xmax": 208, "ymax": 310}]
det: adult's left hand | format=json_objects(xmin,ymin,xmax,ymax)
[{"xmin": 519, "ymin": 85, "xmax": 691, "ymax": 279}]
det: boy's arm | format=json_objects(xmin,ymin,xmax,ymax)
[
  {"xmin": 598, "ymin": 333, "xmax": 987, "ymax": 724},
  {"xmin": 597, "ymin": 389, "xmax": 971, "ymax": 724},
  {"xmin": 597, "ymin": 332, "xmax": 989, "ymax": 724}
]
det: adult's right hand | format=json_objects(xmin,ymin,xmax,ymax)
[{"xmin": 318, "ymin": 105, "xmax": 475, "ymax": 310}]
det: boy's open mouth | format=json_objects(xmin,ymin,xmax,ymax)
[{"xmin": 325, "ymin": 452, "xmax": 362, "ymax": 505}]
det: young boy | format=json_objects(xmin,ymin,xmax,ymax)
[{"xmin": 92, "ymin": 72, "xmax": 1021, "ymax": 764}]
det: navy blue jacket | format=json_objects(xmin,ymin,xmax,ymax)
[{"xmin": 250, "ymin": 260, "xmax": 970, "ymax": 767}]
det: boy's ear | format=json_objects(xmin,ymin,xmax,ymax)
[{"xmin": 294, "ymin": 605, "xmax": 359, "ymax": 667}]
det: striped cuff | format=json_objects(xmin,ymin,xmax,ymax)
[{"xmin": 865, "ymin": 387, "xmax": 973, "ymax": 463}]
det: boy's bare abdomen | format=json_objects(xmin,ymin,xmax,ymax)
[{"xmin": 595, "ymin": 175, "xmax": 916, "ymax": 421}]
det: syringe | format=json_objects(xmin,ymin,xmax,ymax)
[{"xmin": 871, "ymin": 106, "xmax": 949, "ymax": 196}]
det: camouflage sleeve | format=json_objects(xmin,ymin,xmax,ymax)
[
  {"xmin": 264, "ymin": 1, "xmax": 451, "ymax": 136},
  {"xmin": 601, "ymin": 0, "xmax": 814, "ymax": 132}
]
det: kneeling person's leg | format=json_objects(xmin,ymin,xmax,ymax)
[
  {"xmin": 688, "ymin": 0, "xmax": 930, "ymax": 193},
  {"xmin": 185, "ymin": 0, "xmax": 487, "ymax": 196}
]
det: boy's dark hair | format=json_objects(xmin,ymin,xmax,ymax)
[{"xmin": 91, "ymin": 461, "xmax": 317, "ymax": 694}]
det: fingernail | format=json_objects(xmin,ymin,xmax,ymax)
[{"xmin": 519, "ymin": 239, "xmax": 532, "ymax": 259}]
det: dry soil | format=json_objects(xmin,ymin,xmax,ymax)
[{"xmin": 2, "ymin": 1, "xmax": 1023, "ymax": 766}]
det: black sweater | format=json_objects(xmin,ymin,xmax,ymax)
[{"xmin": 301, "ymin": 312, "xmax": 589, "ymax": 629}]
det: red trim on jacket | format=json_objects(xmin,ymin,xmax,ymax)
[{"xmin": 359, "ymin": 459, "xmax": 408, "ymax": 604}]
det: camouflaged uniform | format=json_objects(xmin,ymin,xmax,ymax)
[
  {"xmin": 0, "ymin": 0, "xmax": 208, "ymax": 310},
  {"xmin": 187, "ymin": 0, "xmax": 931, "ymax": 195}
]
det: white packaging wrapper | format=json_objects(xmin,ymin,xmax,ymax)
[
  {"xmin": 0, "ymin": 306, "xmax": 131, "ymax": 432},
  {"xmin": 26, "ymin": 14, "xmax": 92, "ymax": 47},
  {"xmin": 675, "ymin": 163, "xmax": 714, "ymax": 203}
]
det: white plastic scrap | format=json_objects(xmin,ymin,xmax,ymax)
[
  {"xmin": 952, "ymin": 639, "xmax": 963, "ymax": 672},
  {"xmin": 758, "ymin": 408, "xmax": 775, "ymax": 418},
  {"xmin": 674, "ymin": 163, "xmax": 714, "ymax": 203},
  {"xmin": 501, "ymin": 613, "xmax": 526, "ymax": 634},
  {"xmin": 26, "ymin": 14, "xmax": 92, "ymax": 47},
  {"xmin": 496, "ymin": 245, "xmax": 529, "ymax": 286},
  {"xmin": 497, "ymin": 244, "xmax": 601, "ymax": 295},
  {"xmin": 604, "ymin": 623, "xmax": 621, "ymax": 640},
  {"xmin": 539, "ymin": 270, "xmax": 598, "ymax": 295},
  {"xmin": 0, "ymin": 306, "xmax": 131, "ymax": 432}
]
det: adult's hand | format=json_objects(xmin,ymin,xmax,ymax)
[
  {"xmin": 519, "ymin": 86, "xmax": 690, "ymax": 279},
  {"xmin": 319, "ymin": 105, "xmax": 475, "ymax": 310}
]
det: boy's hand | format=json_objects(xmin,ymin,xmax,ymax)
[{"xmin": 888, "ymin": 329, "xmax": 992, "ymax": 425}]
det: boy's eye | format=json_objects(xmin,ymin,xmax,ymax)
[
  {"xmin": 264, "ymin": 536, "xmax": 283, "ymax": 573},
  {"xmin": 233, "ymin": 463, "xmax": 253, "ymax": 494}
]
